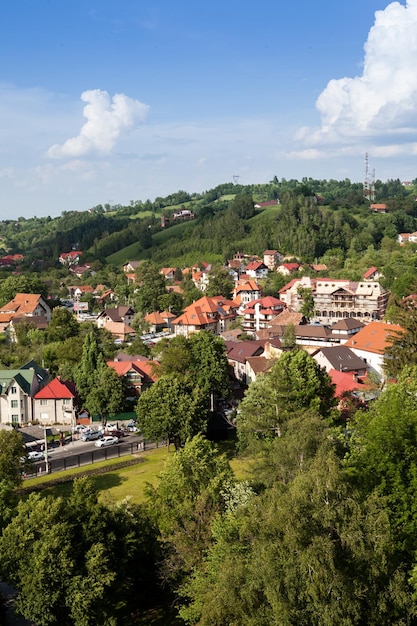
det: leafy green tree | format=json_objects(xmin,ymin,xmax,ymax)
[
  {"xmin": 238, "ymin": 349, "xmax": 336, "ymax": 448},
  {"xmin": 345, "ymin": 367, "xmax": 417, "ymax": 557},
  {"xmin": 0, "ymin": 429, "xmax": 27, "ymax": 486},
  {"xmin": 384, "ymin": 299, "xmax": 416, "ymax": 377},
  {"xmin": 206, "ymin": 265, "xmax": 234, "ymax": 299},
  {"xmin": 147, "ymin": 435, "xmax": 232, "ymax": 584},
  {"xmin": 136, "ymin": 374, "xmax": 207, "ymax": 449},
  {"xmin": 47, "ymin": 306, "xmax": 80, "ymax": 342},
  {"xmin": 181, "ymin": 444, "xmax": 413, "ymax": 626},
  {"xmin": 85, "ymin": 366, "xmax": 125, "ymax": 426},
  {"xmin": 134, "ymin": 261, "xmax": 167, "ymax": 314},
  {"xmin": 73, "ymin": 331, "xmax": 106, "ymax": 405},
  {"xmin": 281, "ymin": 322, "xmax": 296, "ymax": 348},
  {"xmin": 297, "ymin": 286, "xmax": 315, "ymax": 321},
  {"xmin": 230, "ymin": 194, "xmax": 255, "ymax": 219},
  {"xmin": 0, "ymin": 477, "xmax": 159, "ymax": 626},
  {"xmin": 189, "ymin": 331, "xmax": 231, "ymax": 398}
]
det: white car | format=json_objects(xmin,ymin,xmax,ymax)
[
  {"xmin": 27, "ymin": 450, "xmax": 45, "ymax": 461},
  {"xmin": 95, "ymin": 435, "xmax": 119, "ymax": 447}
]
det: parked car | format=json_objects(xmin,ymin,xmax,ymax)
[
  {"xmin": 126, "ymin": 422, "xmax": 140, "ymax": 433},
  {"xmin": 81, "ymin": 430, "xmax": 102, "ymax": 441},
  {"xmin": 27, "ymin": 450, "xmax": 45, "ymax": 461},
  {"xmin": 95, "ymin": 436, "xmax": 119, "ymax": 447},
  {"xmin": 104, "ymin": 429, "xmax": 124, "ymax": 439}
]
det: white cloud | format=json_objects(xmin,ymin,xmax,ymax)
[
  {"xmin": 299, "ymin": 0, "xmax": 417, "ymax": 149},
  {"xmin": 47, "ymin": 89, "xmax": 150, "ymax": 159}
]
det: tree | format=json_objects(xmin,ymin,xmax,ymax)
[
  {"xmin": 238, "ymin": 349, "xmax": 336, "ymax": 448},
  {"xmin": 180, "ymin": 443, "xmax": 413, "ymax": 626},
  {"xmin": 136, "ymin": 375, "xmax": 208, "ymax": 449},
  {"xmin": 206, "ymin": 265, "xmax": 234, "ymax": 299},
  {"xmin": 0, "ymin": 429, "xmax": 27, "ymax": 486},
  {"xmin": 345, "ymin": 367, "xmax": 417, "ymax": 557},
  {"xmin": 0, "ymin": 477, "xmax": 159, "ymax": 626},
  {"xmin": 85, "ymin": 366, "xmax": 125, "ymax": 426},
  {"xmin": 188, "ymin": 331, "xmax": 231, "ymax": 399},
  {"xmin": 134, "ymin": 262, "xmax": 167, "ymax": 314},
  {"xmin": 147, "ymin": 435, "xmax": 232, "ymax": 584},
  {"xmin": 73, "ymin": 331, "xmax": 106, "ymax": 405},
  {"xmin": 47, "ymin": 306, "xmax": 80, "ymax": 342},
  {"xmin": 384, "ymin": 299, "xmax": 416, "ymax": 377},
  {"xmin": 297, "ymin": 286, "xmax": 315, "ymax": 321}
]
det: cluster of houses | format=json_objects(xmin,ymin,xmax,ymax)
[{"xmin": 0, "ymin": 246, "xmax": 403, "ymax": 428}]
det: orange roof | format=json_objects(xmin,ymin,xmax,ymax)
[
  {"xmin": 344, "ymin": 321, "xmax": 404, "ymax": 354},
  {"xmin": 107, "ymin": 359, "xmax": 158, "ymax": 383},
  {"xmin": 0, "ymin": 293, "xmax": 44, "ymax": 316},
  {"xmin": 234, "ymin": 279, "xmax": 261, "ymax": 293}
]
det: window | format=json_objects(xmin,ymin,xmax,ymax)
[
  {"xmin": 11, "ymin": 400, "xmax": 18, "ymax": 408},
  {"xmin": 63, "ymin": 398, "xmax": 71, "ymax": 406},
  {"xmin": 11, "ymin": 415, "xmax": 19, "ymax": 424},
  {"xmin": 11, "ymin": 387, "xmax": 17, "ymax": 394},
  {"xmin": 40, "ymin": 399, "xmax": 48, "ymax": 406}
]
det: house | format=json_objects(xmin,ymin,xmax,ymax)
[
  {"xmin": 106, "ymin": 357, "xmax": 158, "ymax": 399},
  {"xmin": 245, "ymin": 261, "xmax": 269, "ymax": 279},
  {"xmin": 7, "ymin": 315, "xmax": 49, "ymax": 343},
  {"xmin": 191, "ymin": 270, "xmax": 210, "ymax": 292},
  {"xmin": 363, "ymin": 267, "xmax": 381, "ymax": 281},
  {"xmin": 329, "ymin": 317, "xmax": 365, "ymax": 343},
  {"xmin": 344, "ymin": 320, "xmax": 404, "ymax": 377},
  {"xmin": 327, "ymin": 369, "xmax": 368, "ymax": 399},
  {"xmin": 398, "ymin": 232, "xmax": 417, "ymax": 245},
  {"xmin": 241, "ymin": 296, "xmax": 286, "ymax": 334},
  {"xmin": 33, "ymin": 377, "xmax": 78, "ymax": 426},
  {"xmin": 145, "ymin": 310, "xmax": 176, "ymax": 333},
  {"xmin": 96, "ymin": 306, "xmax": 135, "ymax": 329},
  {"xmin": 313, "ymin": 346, "xmax": 368, "ymax": 377},
  {"xmin": 309, "ymin": 263, "xmax": 328, "ymax": 273},
  {"xmin": 263, "ymin": 249, "xmax": 284, "ymax": 270},
  {"xmin": 68, "ymin": 285, "xmax": 95, "ymax": 299},
  {"xmin": 232, "ymin": 279, "xmax": 262, "ymax": 312},
  {"xmin": 277, "ymin": 262, "xmax": 301, "ymax": 276},
  {"xmin": 280, "ymin": 277, "xmax": 389, "ymax": 323},
  {"xmin": 225, "ymin": 340, "xmax": 266, "ymax": 384},
  {"xmin": 172, "ymin": 295, "xmax": 237, "ymax": 338},
  {"xmin": 370, "ymin": 203, "xmax": 387, "ymax": 213},
  {"xmin": 0, "ymin": 293, "xmax": 52, "ymax": 325},
  {"xmin": 0, "ymin": 360, "xmax": 49, "ymax": 426},
  {"xmin": 68, "ymin": 264, "xmax": 94, "ymax": 278},
  {"xmin": 160, "ymin": 267, "xmax": 177, "ymax": 281},
  {"xmin": 59, "ymin": 251, "xmax": 82, "ymax": 265},
  {"xmin": 123, "ymin": 260, "xmax": 141, "ymax": 273}
]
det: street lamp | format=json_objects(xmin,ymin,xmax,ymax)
[{"xmin": 44, "ymin": 427, "xmax": 49, "ymax": 474}]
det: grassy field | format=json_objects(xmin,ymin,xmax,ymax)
[
  {"xmin": 29, "ymin": 446, "xmax": 173, "ymax": 504},
  {"xmin": 23, "ymin": 440, "xmax": 253, "ymax": 505}
]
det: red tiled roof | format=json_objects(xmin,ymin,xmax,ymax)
[{"xmin": 34, "ymin": 378, "xmax": 76, "ymax": 400}]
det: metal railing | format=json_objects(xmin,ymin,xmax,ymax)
[{"xmin": 23, "ymin": 439, "xmax": 164, "ymax": 479}]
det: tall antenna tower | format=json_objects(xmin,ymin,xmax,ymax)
[
  {"xmin": 232, "ymin": 175, "xmax": 240, "ymax": 184},
  {"xmin": 363, "ymin": 152, "xmax": 375, "ymax": 202}
]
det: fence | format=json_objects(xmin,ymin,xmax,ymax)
[{"xmin": 23, "ymin": 439, "xmax": 164, "ymax": 479}]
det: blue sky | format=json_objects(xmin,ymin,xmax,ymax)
[{"xmin": 1, "ymin": 0, "xmax": 416, "ymax": 218}]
